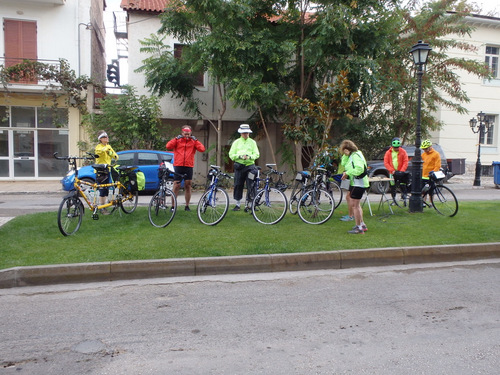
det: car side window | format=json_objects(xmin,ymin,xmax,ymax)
[
  {"xmin": 137, "ymin": 152, "xmax": 159, "ymax": 166},
  {"xmin": 118, "ymin": 153, "xmax": 135, "ymax": 165}
]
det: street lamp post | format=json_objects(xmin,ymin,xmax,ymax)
[
  {"xmin": 409, "ymin": 41, "xmax": 432, "ymax": 213},
  {"xmin": 469, "ymin": 112, "xmax": 490, "ymax": 187}
]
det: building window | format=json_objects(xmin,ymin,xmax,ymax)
[
  {"xmin": 0, "ymin": 105, "xmax": 69, "ymax": 178},
  {"xmin": 481, "ymin": 115, "xmax": 496, "ymax": 145},
  {"xmin": 485, "ymin": 46, "xmax": 499, "ymax": 79},
  {"xmin": 174, "ymin": 44, "xmax": 205, "ymax": 87}
]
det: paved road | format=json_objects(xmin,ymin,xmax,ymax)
[{"xmin": 1, "ymin": 260, "xmax": 499, "ymax": 374}]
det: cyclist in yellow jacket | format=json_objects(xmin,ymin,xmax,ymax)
[
  {"xmin": 95, "ymin": 130, "xmax": 119, "ymax": 214},
  {"xmin": 340, "ymin": 140, "xmax": 369, "ymax": 234},
  {"xmin": 229, "ymin": 124, "xmax": 260, "ymax": 211},
  {"xmin": 421, "ymin": 139, "xmax": 441, "ymax": 180}
]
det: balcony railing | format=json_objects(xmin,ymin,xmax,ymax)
[{"xmin": 0, "ymin": 58, "xmax": 62, "ymax": 90}]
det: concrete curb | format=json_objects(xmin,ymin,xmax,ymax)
[{"xmin": 1, "ymin": 242, "xmax": 499, "ymax": 289}]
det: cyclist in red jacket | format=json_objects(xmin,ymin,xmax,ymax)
[
  {"xmin": 166, "ymin": 125, "xmax": 206, "ymax": 211},
  {"xmin": 384, "ymin": 137, "xmax": 409, "ymax": 200}
]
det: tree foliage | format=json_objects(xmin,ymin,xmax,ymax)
[
  {"xmin": 82, "ymin": 85, "xmax": 165, "ymax": 152},
  {"xmin": 365, "ymin": 0, "xmax": 492, "ymax": 148},
  {"xmin": 135, "ymin": 0, "xmax": 492, "ymax": 167},
  {"xmin": 283, "ymin": 70, "xmax": 359, "ymax": 166}
]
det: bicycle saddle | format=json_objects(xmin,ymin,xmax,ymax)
[{"xmin": 92, "ymin": 164, "xmax": 108, "ymax": 171}]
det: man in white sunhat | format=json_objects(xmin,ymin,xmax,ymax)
[{"xmin": 229, "ymin": 124, "xmax": 260, "ymax": 211}]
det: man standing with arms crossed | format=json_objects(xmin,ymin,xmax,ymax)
[{"xmin": 166, "ymin": 125, "xmax": 206, "ymax": 211}]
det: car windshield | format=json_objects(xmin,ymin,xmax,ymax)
[{"xmin": 160, "ymin": 154, "xmax": 173, "ymax": 163}]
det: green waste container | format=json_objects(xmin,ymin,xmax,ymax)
[{"xmin": 493, "ymin": 161, "xmax": 500, "ymax": 188}]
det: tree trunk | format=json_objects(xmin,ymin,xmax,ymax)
[
  {"xmin": 217, "ymin": 116, "xmax": 222, "ymax": 167},
  {"xmin": 295, "ymin": 141, "xmax": 303, "ymax": 172},
  {"xmin": 258, "ymin": 107, "xmax": 276, "ymax": 166}
]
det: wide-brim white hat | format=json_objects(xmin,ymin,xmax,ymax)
[{"xmin": 238, "ymin": 124, "xmax": 252, "ymax": 133}]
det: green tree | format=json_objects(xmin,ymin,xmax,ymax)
[
  {"xmin": 364, "ymin": 0, "xmax": 491, "ymax": 150},
  {"xmin": 137, "ymin": 0, "xmax": 244, "ymax": 167},
  {"xmin": 82, "ymin": 85, "xmax": 165, "ymax": 152},
  {"xmin": 283, "ymin": 70, "xmax": 359, "ymax": 167},
  {"xmin": 274, "ymin": 0, "xmax": 399, "ymax": 169}
]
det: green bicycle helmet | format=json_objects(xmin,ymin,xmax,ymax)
[
  {"xmin": 391, "ymin": 137, "xmax": 401, "ymax": 147},
  {"xmin": 420, "ymin": 139, "xmax": 432, "ymax": 149}
]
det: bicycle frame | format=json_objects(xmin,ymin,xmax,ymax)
[
  {"xmin": 72, "ymin": 177, "xmax": 131, "ymax": 215},
  {"xmin": 206, "ymin": 174, "xmax": 221, "ymax": 207},
  {"xmin": 55, "ymin": 153, "xmax": 136, "ymax": 216},
  {"xmin": 251, "ymin": 164, "xmax": 288, "ymax": 225},
  {"xmin": 197, "ymin": 165, "xmax": 231, "ymax": 226}
]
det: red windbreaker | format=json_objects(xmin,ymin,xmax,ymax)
[
  {"xmin": 166, "ymin": 137, "xmax": 206, "ymax": 168},
  {"xmin": 383, "ymin": 147, "xmax": 409, "ymax": 174}
]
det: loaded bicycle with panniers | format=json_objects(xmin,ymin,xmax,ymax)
[
  {"xmin": 390, "ymin": 169, "xmax": 458, "ymax": 217},
  {"xmin": 54, "ymin": 152, "xmax": 142, "ymax": 236}
]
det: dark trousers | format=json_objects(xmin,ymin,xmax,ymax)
[
  {"xmin": 391, "ymin": 171, "xmax": 410, "ymax": 197},
  {"xmin": 233, "ymin": 164, "xmax": 256, "ymax": 203}
]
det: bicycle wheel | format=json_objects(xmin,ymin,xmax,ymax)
[
  {"xmin": 197, "ymin": 187, "xmax": 229, "ymax": 226},
  {"xmin": 392, "ymin": 194, "xmax": 409, "ymax": 209},
  {"xmin": 298, "ymin": 188, "xmax": 334, "ymax": 224},
  {"xmin": 328, "ymin": 181, "xmax": 343, "ymax": 209},
  {"xmin": 148, "ymin": 189, "xmax": 177, "ymax": 228},
  {"xmin": 288, "ymin": 181, "xmax": 303, "ymax": 215},
  {"xmin": 252, "ymin": 187, "xmax": 288, "ymax": 225},
  {"xmin": 120, "ymin": 188, "xmax": 138, "ymax": 214},
  {"xmin": 431, "ymin": 185, "xmax": 458, "ymax": 217},
  {"xmin": 57, "ymin": 196, "xmax": 84, "ymax": 236}
]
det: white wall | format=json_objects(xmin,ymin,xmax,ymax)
[
  {"xmin": 1, "ymin": 0, "xmax": 92, "ymax": 77},
  {"xmin": 435, "ymin": 16, "xmax": 500, "ymax": 166},
  {"xmin": 127, "ymin": 12, "xmax": 251, "ymax": 121}
]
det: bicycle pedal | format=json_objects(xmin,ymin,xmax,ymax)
[{"xmin": 92, "ymin": 214, "xmax": 99, "ymax": 220}]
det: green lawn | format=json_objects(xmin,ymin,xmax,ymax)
[{"xmin": 1, "ymin": 201, "xmax": 499, "ymax": 270}]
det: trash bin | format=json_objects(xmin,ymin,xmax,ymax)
[{"xmin": 493, "ymin": 161, "xmax": 500, "ymax": 188}]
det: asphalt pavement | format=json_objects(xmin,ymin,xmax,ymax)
[{"xmin": 0, "ymin": 175, "xmax": 499, "ymax": 288}]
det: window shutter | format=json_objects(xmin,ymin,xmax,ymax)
[{"xmin": 4, "ymin": 19, "xmax": 37, "ymax": 83}]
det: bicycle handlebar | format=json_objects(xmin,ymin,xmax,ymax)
[
  {"xmin": 53, "ymin": 152, "xmax": 96, "ymax": 161},
  {"xmin": 263, "ymin": 164, "xmax": 285, "ymax": 176}
]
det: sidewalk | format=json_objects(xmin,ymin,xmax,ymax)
[
  {"xmin": 0, "ymin": 180, "xmax": 65, "ymax": 194},
  {"xmin": 0, "ymin": 174, "xmax": 497, "ymax": 193}
]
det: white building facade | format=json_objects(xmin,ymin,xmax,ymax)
[
  {"xmin": 433, "ymin": 14, "xmax": 500, "ymax": 175},
  {"xmin": 0, "ymin": 0, "xmax": 106, "ymax": 180}
]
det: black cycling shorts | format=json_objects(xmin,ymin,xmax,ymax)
[
  {"xmin": 349, "ymin": 186, "xmax": 366, "ymax": 200},
  {"xmin": 173, "ymin": 166, "xmax": 193, "ymax": 181}
]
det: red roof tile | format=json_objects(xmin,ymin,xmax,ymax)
[{"xmin": 120, "ymin": 0, "xmax": 168, "ymax": 12}]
